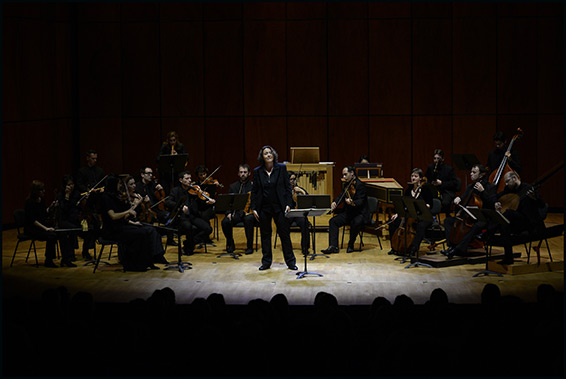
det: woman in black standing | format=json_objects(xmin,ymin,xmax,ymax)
[{"xmin": 250, "ymin": 146, "xmax": 297, "ymax": 271}]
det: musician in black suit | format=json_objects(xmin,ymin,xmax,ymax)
[
  {"xmin": 492, "ymin": 171, "xmax": 546, "ymax": 265},
  {"xmin": 221, "ymin": 164, "xmax": 257, "ymax": 255},
  {"xmin": 251, "ymin": 146, "xmax": 297, "ymax": 271},
  {"xmin": 486, "ymin": 131, "xmax": 522, "ymax": 176},
  {"xmin": 424, "ymin": 149, "xmax": 460, "ymax": 215},
  {"xmin": 321, "ymin": 166, "xmax": 370, "ymax": 254}
]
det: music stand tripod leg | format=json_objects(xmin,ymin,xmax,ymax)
[
  {"xmin": 164, "ymin": 227, "xmax": 192, "ymax": 273},
  {"xmin": 472, "ymin": 244, "xmax": 502, "ymax": 277},
  {"xmin": 296, "ymin": 249, "xmax": 323, "ymax": 279}
]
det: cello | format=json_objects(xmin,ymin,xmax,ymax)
[
  {"xmin": 489, "ymin": 128, "xmax": 523, "ymax": 193},
  {"xmin": 448, "ymin": 176, "xmax": 485, "ymax": 246},
  {"xmin": 389, "ymin": 180, "xmax": 424, "ymax": 254}
]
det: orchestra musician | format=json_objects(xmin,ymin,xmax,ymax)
[
  {"xmin": 24, "ymin": 180, "xmax": 71, "ymax": 268},
  {"xmin": 56, "ymin": 175, "xmax": 96, "ymax": 263},
  {"xmin": 75, "ymin": 149, "xmax": 104, "ymax": 250},
  {"xmin": 76, "ymin": 149, "xmax": 105, "ymax": 195},
  {"xmin": 165, "ymin": 171, "xmax": 213, "ymax": 256},
  {"xmin": 135, "ymin": 166, "xmax": 177, "ymax": 246},
  {"xmin": 386, "ymin": 168, "xmax": 434, "ymax": 257},
  {"xmin": 221, "ymin": 164, "xmax": 257, "ymax": 255},
  {"xmin": 251, "ymin": 146, "xmax": 297, "ymax": 271},
  {"xmin": 442, "ymin": 164, "xmax": 497, "ymax": 259},
  {"xmin": 321, "ymin": 166, "xmax": 370, "ymax": 254},
  {"xmin": 124, "ymin": 176, "xmax": 168, "ymax": 264},
  {"xmin": 491, "ymin": 171, "xmax": 546, "ymax": 265},
  {"xmin": 486, "ymin": 131, "xmax": 522, "ymax": 176},
  {"xmin": 157, "ymin": 131, "xmax": 188, "ymax": 194},
  {"xmin": 99, "ymin": 175, "xmax": 160, "ymax": 271},
  {"xmin": 288, "ymin": 171, "xmax": 312, "ymax": 255},
  {"xmin": 424, "ymin": 149, "xmax": 460, "ymax": 216}
]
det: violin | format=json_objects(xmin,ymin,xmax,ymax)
[
  {"xmin": 201, "ymin": 177, "xmax": 224, "ymax": 188},
  {"xmin": 80, "ymin": 187, "xmax": 104, "ymax": 196},
  {"xmin": 331, "ymin": 177, "xmax": 356, "ymax": 213},
  {"xmin": 188, "ymin": 183, "xmax": 213, "ymax": 202}
]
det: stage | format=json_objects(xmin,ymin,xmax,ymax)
[{"xmin": 2, "ymin": 213, "xmax": 564, "ymax": 306}]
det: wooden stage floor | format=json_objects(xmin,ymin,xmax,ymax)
[{"xmin": 2, "ymin": 213, "xmax": 564, "ymax": 306}]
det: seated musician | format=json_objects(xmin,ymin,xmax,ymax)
[
  {"xmin": 135, "ymin": 166, "xmax": 177, "ymax": 246},
  {"xmin": 24, "ymin": 180, "xmax": 72, "ymax": 268},
  {"xmin": 165, "ymin": 171, "xmax": 213, "ymax": 256},
  {"xmin": 491, "ymin": 171, "xmax": 546, "ymax": 265},
  {"xmin": 442, "ymin": 164, "xmax": 497, "ymax": 259},
  {"xmin": 424, "ymin": 149, "xmax": 460, "ymax": 216},
  {"xmin": 124, "ymin": 176, "xmax": 168, "ymax": 264},
  {"xmin": 288, "ymin": 171, "xmax": 312, "ymax": 254},
  {"xmin": 221, "ymin": 164, "xmax": 257, "ymax": 255},
  {"xmin": 98, "ymin": 175, "xmax": 159, "ymax": 271},
  {"xmin": 321, "ymin": 166, "xmax": 369, "ymax": 254},
  {"xmin": 194, "ymin": 165, "xmax": 217, "ymax": 245},
  {"xmin": 387, "ymin": 168, "xmax": 434, "ymax": 256},
  {"xmin": 56, "ymin": 175, "xmax": 96, "ymax": 263}
]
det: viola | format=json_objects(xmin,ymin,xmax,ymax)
[{"xmin": 188, "ymin": 184, "xmax": 213, "ymax": 202}]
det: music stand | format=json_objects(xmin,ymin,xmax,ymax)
[
  {"xmin": 163, "ymin": 196, "xmax": 192, "ymax": 273},
  {"xmin": 215, "ymin": 193, "xmax": 249, "ymax": 259},
  {"xmin": 471, "ymin": 209, "xmax": 509, "ymax": 277},
  {"xmin": 289, "ymin": 195, "xmax": 331, "ymax": 278},
  {"xmin": 297, "ymin": 194, "xmax": 332, "ymax": 261},
  {"xmin": 452, "ymin": 154, "xmax": 480, "ymax": 188},
  {"xmin": 354, "ymin": 163, "xmax": 383, "ymax": 178},
  {"xmin": 158, "ymin": 153, "xmax": 188, "ymax": 192},
  {"xmin": 404, "ymin": 199, "xmax": 434, "ymax": 269}
]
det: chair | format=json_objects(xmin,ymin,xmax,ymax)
[
  {"xmin": 423, "ymin": 198, "xmax": 446, "ymax": 252},
  {"xmin": 89, "ymin": 236, "xmax": 118, "ymax": 273},
  {"xmin": 10, "ymin": 209, "xmax": 39, "ymax": 267},
  {"xmin": 340, "ymin": 196, "xmax": 382, "ymax": 251},
  {"xmin": 235, "ymin": 221, "xmax": 260, "ymax": 251}
]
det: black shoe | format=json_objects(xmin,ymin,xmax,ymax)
[
  {"xmin": 183, "ymin": 247, "xmax": 194, "ymax": 256},
  {"xmin": 82, "ymin": 252, "xmax": 93, "ymax": 260},
  {"xmin": 226, "ymin": 245, "xmax": 235, "ymax": 253},
  {"xmin": 387, "ymin": 249, "xmax": 395, "ymax": 255},
  {"xmin": 288, "ymin": 265, "xmax": 298, "ymax": 270},
  {"xmin": 442, "ymin": 247, "xmax": 456, "ymax": 259},
  {"xmin": 346, "ymin": 246, "xmax": 355, "ymax": 253},
  {"xmin": 244, "ymin": 248, "xmax": 254, "ymax": 255},
  {"xmin": 259, "ymin": 265, "xmax": 270, "ymax": 271},
  {"xmin": 497, "ymin": 259, "xmax": 514, "ymax": 265},
  {"xmin": 44, "ymin": 260, "xmax": 58, "ymax": 268},
  {"xmin": 321, "ymin": 246, "xmax": 339, "ymax": 254},
  {"xmin": 167, "ymin": 239, "xmax": 178, "ymax": 247},
  {"xmin": 60, "ymin": 260, "xmax": 77, "ymax": 268},
  {"xmin": 153, "ymin": 255, "xmax": 169, "ymax": 264}
]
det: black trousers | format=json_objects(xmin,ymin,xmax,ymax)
[
  {"xmin": 290, "ymin": 216, "xmax": 311, "ymax": 251},
  {"xmin": 444, "ymin": 217, "xmax": 487, "ymax": 255},
  {"xmin": 258, "ymin": 207, "xmax": 295, "ymax": 268},
  {"xmin": 221, "ymin": 211, "xmax": 257, "ymax": 250},
  {"xmin": 30, "ymin": 229, "xmax": 58, "ymax": 260},
  {"xmin": 328, "ymin": 212, "xmax": 364, "ymax": 249}
]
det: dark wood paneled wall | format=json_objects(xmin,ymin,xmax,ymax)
[{"xmin": 2, "ymin": 2, "xmax": 564, "ymax": 225}]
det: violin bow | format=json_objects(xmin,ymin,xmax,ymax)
[
  {"xmin": 334, "ymin": 177, "xmax": 355, "ymax": 207},
  {"xmin": 76, "ymin": 174, "xmax": 108, "ymax": 206},
  {"xmin": 202, "ymin": 165, "xmax": 221, "ymax": 184}
]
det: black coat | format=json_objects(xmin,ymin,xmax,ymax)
[
  {"xmin": 251, "ymin": 163, "xmax": 293, "ymax": 213},
  {"xmin": 334, "ymin": 178, "xmax": 370, "ymax": 223}
]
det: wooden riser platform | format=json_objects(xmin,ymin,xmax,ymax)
[
  {"xmin": 416, "ymin": 249, "xmax": 521, "ymax": 268},
  {"xmin": 488, "ymin": 259, "xmax": 565, "ymax": 275}
]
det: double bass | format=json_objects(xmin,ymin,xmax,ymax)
[{"xmin": 489, "ymin": 128, "xmax": 523, "ymax": 193}]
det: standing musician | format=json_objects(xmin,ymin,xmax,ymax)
[
  {"xmin": 251, "ymin": 145, "xmax": 297, "ymax": 271},
  {"xmin": 99, "ymin": 175, "xmax": 159, "ymax": 271},
  {"xmin": 491, "ymin": 171, "xmax": 546, "ymax": 265},
  {"xmin": 75, "ymin": 149, "xmax": 104, "ymax": 246},
  {"xmin": 386, "ymin": 168, "xmax": 434, "ymax": 256},
  {"xmin": 486, "ymin": 131, "xmax": 522, "ymax": 176},
  {"xmin": 442, "ymin": 164, "xmax": 497, "ymax": 259},
  {"xmin": 424, "ymin": 149, "xmax": 460, "ymax": 216},
  {"xmin": 321, "ymin": 166, "xmax": 369, "ymax": 254},
  {"xmin": 156, "ymin": 131, "xmax": 188, "ymax": 195},
  {"xmin": 24, "ymin": 180, "xmax": 72, "ymax": 268},
  {"xmin": 165, "ymin": 171, "xmax": 213, "ymax": 256},
  {"xmin": 288, "ymin": 170, "xmax": 312, "ymax": 255},
  {"xmin": 56, "ymin": 175, "xmax": 96, "ymax": 263},
  {"xmin": 135, "ymin": 166, "xmax": 177, "ymax": 246},
  {"xmin": 221, "ymin": 164, "xmax": 257, "ymax": 255}
]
